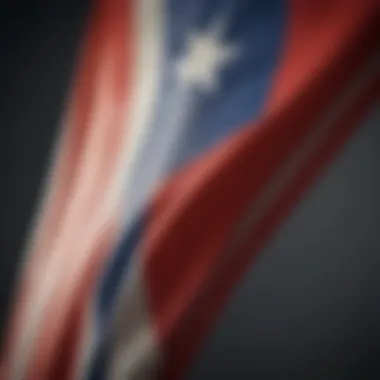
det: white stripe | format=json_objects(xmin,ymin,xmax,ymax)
[
  {"xmin": 108, "ymin": 257, "xmax": 159, "ymax": 380},
  {"xmin": 105, "ymin": 0, "xmax": 166, "ymax": 377},
  {"xmin": 117, "ymin": 0, "xmax": 166, "ymax": 211},
  {"xmin": 77, "ymin": 0, "xmax": 165, "ymax": 378}
]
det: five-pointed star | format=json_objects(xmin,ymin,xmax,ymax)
[{"xmin": 175, "ymin": 18, "xmax": 239, "ymax": 92}]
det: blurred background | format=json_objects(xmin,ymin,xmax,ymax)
[{"xmin": 0, "ymin": 2, "xmax": 379, "ymax": 378}]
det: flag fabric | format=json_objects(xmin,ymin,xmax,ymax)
[{"xmin": 1, "ymin": 0, "xmax": 379, "ymax": 379}]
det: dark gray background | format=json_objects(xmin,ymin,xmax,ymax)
[
  {"xmin": 0, "ymin": 3, "xmax": 379, "ymax": 378},
  {"xmin": 189, "ymin": 106, "xmax": 380, "ymax": 379},
  {"xmin": 0, "ymin": 0, "xmax": 89, "ymax": 337}
]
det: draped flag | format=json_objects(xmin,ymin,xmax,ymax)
[{"xmin": 1, "ymin": 0, "xmax": 379, "ymax": 379}]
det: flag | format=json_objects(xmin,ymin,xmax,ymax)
[{"xmin": 2, "ymin": 0, "xmax": 379, "ymax": 379}]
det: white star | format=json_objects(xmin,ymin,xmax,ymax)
[{"xmin": 175, "ymin": 17, "xmax": 239, "ymax": 92}]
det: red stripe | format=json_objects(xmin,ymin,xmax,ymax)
[
  {"xmin": 27, "ymin": 1, "xmax": 134, "ymax": 379},
  {"xmin": 158, "ymin": 75, "xmax": 380, "ymax": 380},
  {"xmin": 25, "ymin": 1, "xmax": 113, "ymax": 378},
  {"xmin": 142, "ymin": 2, "xmax": 380, "ymax": 379},
  {"xmin": 1, "ymin": 0, "xmax": 134, "ymax": 378},
  {"xmin": 0, "ymin": 1, "xmax": 104, "ymax": 378},
  {"xmin": 66, "ymin": 1, "xmax": 136, "ymax": 376}
]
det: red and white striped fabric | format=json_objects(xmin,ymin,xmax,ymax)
[{"xmin": 2, "ymin": 0, "xmax": 379, "ymax": 379}]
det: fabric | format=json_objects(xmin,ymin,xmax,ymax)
[{"xmin": 1, "ymin": 0, "xmax": 379, "ymax": 379}]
